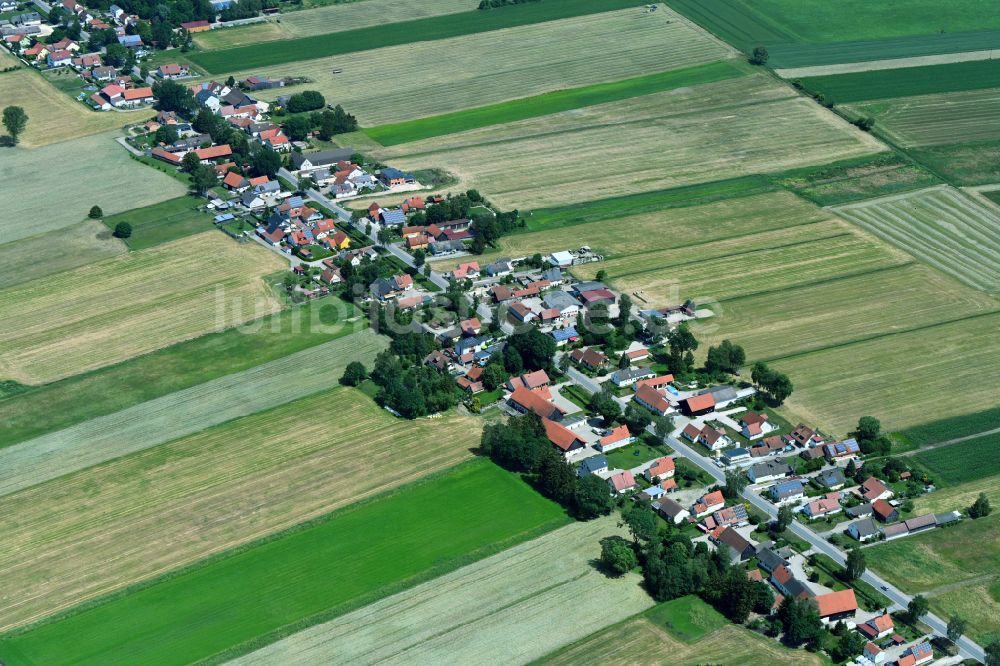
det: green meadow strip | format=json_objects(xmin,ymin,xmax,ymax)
[
  {"xmin": 364, "ymin": 60, "xmax": 746, "ymax": 146},
  {"xmin": 799, "ymin": 58, "xmax": 1000, "ymax": 103},
  {"xmin": 189, "ymin": 0, "xmax": 643, "ymax": 74},
  {"xmin": 0, "ymin": 460, "xmax": 569, "ymax": 666}
]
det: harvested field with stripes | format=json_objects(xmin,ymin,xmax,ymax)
[
  {"xmin": 228, "ymin": 6, "xmax": 732, "ymax": 127},
  {"xmin": 772, "ymin": 312, "xmax": 1000, "ymax": 434},
  {"xmin": 0, "ymin": 221, "xmax": 126, "ymax": 289},
  {"xmin": 799, "ymin": 59, "xmax": 1000, "ymax": 104},
  {"xmin": 0, "ymin": 329, "xmax": 385, "ymax": 497},
  {"xmin": 833, "ymin": 186, "xmax": 1000, "ymax": 292},
  {"xmin": 232, "ymin": 518, "xmax": 653, "ymax": 666},
  {"xmin": 433, "ymin": 190, "xmax": 826, "ymax": 271},
  {"xmin": 194, "ymin": 0, "xmax": 471, "ymax": 49},
  {"xmin": 0, "ymin": 233, "xmax": 284, "ymax": 384},
  {"xmin": 701, "ymin": 264, "xmax": 999, "ymax": 363},
  {"xmin": 0, "ymin": 131, "xmax": 186, "ymax": 244},
  {"xmin": 847, "ymin": 88, "xmax": 1000, "ymax": 147},
  {"xmin": 0, "ymin": 387, "xmax": 477, "ymax": 631},
  {"xmin": 381, "ymin": 75, "xmax": 883, "ymax": 209}
]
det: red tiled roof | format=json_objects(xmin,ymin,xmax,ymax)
[
  {"xmin": 647, "ymin": 457, "xmax": 675, "ymax": 477},
  {"xmin": 600, "ymin": 425, "xmax": 631, "ymax": 447},
  {"xmin": 194, "ymin": 144, "xmax": 233, "ymax": 160},
  {"xmin": 543, "ymin": 418, "xmax": 584, "ymax": 452},
  {"xmin": 151, "ymin": 147, "xmax": 182, "ymax": 163},
  {"xmin": 223, "ymin": 171, "xmax": 245, "ymax": 187},
  {"xmin": 608, "ymin": 470, "xmax": 636, "ymax": 492},
  {"xmin": 815, "ymin": 589, "xmax": 857, "ymax": 618},
  {"xmin": 509, "ymin": 387, "xmax": 563, "ymax": 420},
  {"xmin": 123, "ymin": 86, "xmax": 153, "ymax": 100},
  {"xmin": 684, "ymin": 393, "xmax": 715, "ymax": 412}
]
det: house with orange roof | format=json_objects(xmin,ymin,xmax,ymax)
[
  {"xmin": 451, "ymin": 262, "xmax": 480, "ymax": 281},
  {"xmin": 644, "ymin": 457, "xmax": 675, "ymax": 483},
  {"xmin": 508, "ymin": 386, "xmax": 564, "ymax": 420},
  {"xmin": 543, "ymin": 418, "xmax": 585, "ymax": 457},
  {"xmin": 633, "ymin": 383, "xmax": 671, "ymax": 416},
  {"xmin": 456, "ymin": 365, "xmax": 484, "ymax": 394},
  {"xmin": 692, "ymin": 490, "xmax": 725, "ymax": 517},
  {"xmin": 223, "ymin": 171, "xmax": 249, "ymax": 191},
  {"xmin": 151, "ymin": 147, "xmax": 183, "ymax": 164},
  {"xmin": 739, "ymin": 411, "xmax": 776, "ymax": 440},
  {"xmin": 194, "ymin": 144, "xmax": 233, "ymax": 162},
  {"xmin": 861, "ymin": 476, "xmax": 894, "ymax": 502},
  {"xmin": 596, "ymin": 425, "xmax": 634, "ymax": 453},
  {"xmin": 505, "ymin": 370, "xmax": 550, "ymax": 393},
  {"xmin": 857, "ymin": 612, "xmax": 894, "ymax": 640},
  {"xmin": 681, "ymin": 393, "xmax": 715, "ymax": 416},
  {"xmin": 607, "ymin": 470, "xmax": 636, "ymax": 495},
  {"xmin": 815, "ymin": 589, "xmax": 858, "ymax": 623},
  {"xmin": 120, "ymin": 86, "xmax": 153, "ymax": 108},
  {"xmin": 803, "ymin": 492, "xmax": 842, "ymax": 518}
]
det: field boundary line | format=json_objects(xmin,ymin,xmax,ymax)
[
  {"xmin": 758, "ymin": 309, "xmax": 1000, "ymax": 364},
  {"xmin": 900, "ymin": 426, "xmax": 1000, "ymax": 457},
  {"xmin": 776, "ymin": 50, "xmax": 1000, "ymax": 78},
  {"xmin": 826, "ymin": 183, "xmax": 952, "ymax": 211},
  {"xmin": 713, "ymin": 261, "xmax": 916, "ymax": 304}
]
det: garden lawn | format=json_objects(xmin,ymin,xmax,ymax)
[
  {"xmin": 605, "ymin": 443, "xmax": 668, "ymax": 472},
  {"xmin": 190, "ymin": 0, "xmax": 652, "ymax": 73},
  {"xmin": 0, "ymin": 387, "xmax": 481, "ymax": 631},
  {"xmin": 102, "ymin": 196, "xmax": 218, "ymax": 250},
  {"xmin": 540, "ymin": 595, "xmax": 825, "ymax": 665},
  {"xmin": 0, "ymin": 220, "xmax": 126, "ymax": 289},
  {"xmin": 0, "ymin": 299, "xmax": 361, "ymax": 447},
  {"xmin": 0, "ymin": 460, "xmax": 568, "ymax": 666},
  {"xmin": 0, "ymin": 131, "xmax": 186, "ymax": 245},
  {"xmin": 364, "ymin": 60, "xmax": 745, "ymax": 146}
]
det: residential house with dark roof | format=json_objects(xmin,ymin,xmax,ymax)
[
  {"xmin": 747, "ymin": 460, "xmax": 792, "ymax": 484},
  {"xmin": 610, "ymin": 366, "xmax": 655, "ymax": 388},
  {"xmin": 769, "ymin": 479, "xmax": 805, "ymax": 504},
  {"xmin": 655, "ymin": 497, "xmax": 690, "ymax": 524},
  {"xmin": 711, "ymin": 526, "xmax": 755, "ymax": 562},
  {"xmin": 848, "ymin": 517, "xmax": 880, "ymax": 542},
  {"xmin": 577, "ymin": 455, "xmax": 608, "ymax": 478},
  {"xmin": 817, "ymin": 467, "xmax": 847, "ymax": 490},
  {"xmin": 569, "ymin": 347, "xmax": 606, "ymax": 371}
]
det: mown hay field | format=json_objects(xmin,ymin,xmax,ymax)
[
  {"xmin": 0, "ymin": 387, "xmax": 478, "ymax": 631},
  {"xmin": 541, "ymin": 598, "xmax": 825, "ymax": 666},
  {"xmin": 0, "ymin": 232, "xmax": 283, "ymax": 384},
  {"xmin": 833, "ymin": 186, "xmax": 1000, "ymax": 293},
  {"xmin": 700, "ymin": 264, "xmax": 999, "ymax": 363},
  {"xmin": 0, "ymin": 299, "xmax": 364, "ymax": 447},
  {"xmin": 0, "ymin": 328, "xmax": 385, "ymax": 497},
  {"xmin": 433, "ymin": 190, "xmax": 827, "ymax": 271},
  {"xmin": 0, "ymin": 131, "xmax": 186, "ymax": 244},
  {"xmin": 194, "ymin": 0, "xmax": 472, "ymax": 49},
  {"xmin": 227, "ymin": 6, "xmax": 732, "ymax": 127},
  {"xmin": 771, "ymin": 312, "xmax": 1000, "ymax": 434},
  {"xmin": 0, "ymin": 461, "xmax": 568, "ymax": 666},
  {"xmin": 232, "ymin": 518, "xmax": 653, "ymax": 666},
  {"xmin": 191, "ymin": 0, "xmax": 653, "ymax": 73},
  {"xmin": 382, "ymin": 75, "xmax": 883, "ymax": 209},
  {"xmin": 0, "ymin": 221, "xmax": 126, "ymax": 289},
  {"xmin": 0, "ymin": 70, "xmax": 150, "ymax": 148},
  {"xmin": 865, "ymin": 513, "xmax": 1000, "ymax": 644},
  {"xmin": 847, "ymin": 88, "xmax": 1000, "ymax": 147}
]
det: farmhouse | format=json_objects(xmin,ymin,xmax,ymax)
[
  {"xmin": 680, "ymin": 393, "xmax": 715, "ymax": 416},
  {"xmin": 857, "ymin": 612, "xmax": 894, "ymax": 640},
  {"xmin": 505, "ymin": 370, "xmax": 550, "ymax": 392},
  {"xmin": 569, "ymin": 347, "xmax": 606, "ymax": 371},
  {"xmin": 861, "ymin": 476, "xmax": 893, "ymax": 502},
  {"xmin": 633, "ymin": 383, "xmax": 671, "ymax": 416},
  {"xmin": 508, "ymin": 387, "xmax": 564, "ymax": 421},
  {"xmin": 180, "ymin": 19, "xmax": 210, "ymax": 32},
  {"xmin": 610, "ymin": 366, "xmax": 655, "ymax": 388},
  {"xmin": 290, "ymin": 148, "xmax": 355, "ymax": 175},
  {"xmin": 711, "ymin": 526, "xmax": 754, "ymax": 562},
  {"xmin": 770, "ymin": 564, "xmax": 813, "ymax": 600},
  {"xmin": 543, "ymin": 418, "xmax": 585, "ymax": 457},
  {"xmin": 815, "ymin": 589, "xmax": 858, "ymax": 624},
  {"xmin": 379, "ymin": 167, "xmax": 415, "ymax": 187},
  {"xmin": 872, "ymin": 499, "xmax": 899, "ymax": 523}
]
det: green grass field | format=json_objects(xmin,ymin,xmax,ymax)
[
  {"xmin": 907, "ymin": 140, "xmax": 1000, "ymax": 184},
  {"xmin": 799, "ymin": 59, "xmax": 1000, "ymax": 104},
  {"xmin": 0, "ymin": 299, "xmax": 359, "ymax": 447},
  {"xmin": 776, "ymin": 153, "xmax": 940, "ymax": 206},
  {"xmin": 364, "ymin": 60, "xmax": 745, "ymax": 145},
  {"xmin": 911, "ymin": 432, "xmax": 1000, "ymax": 486},
  {"xmin": 898, "ymin": 408, "xmax": 1000, "ymax": 447},
  {"xmin": 644, "ymin": 596, "xmax": 728, "ymax": 642},
  {"xmin": 832, "ymin": 186, "xmax": 1000, "ymax": 293},
  {"xmin": 101, "ymin": 196, "xmax": 218, "ymax": 250},
  {"xmin": 189, "ymin": 0, "xmax": 645, "ymax": 73},
  {"xmin": 667, "ymin": 0, "xmax": 1000, "ymax": 50},
  {"xmin": 0, "ymin": 461, "xmax": 568, "ymax": 666}
]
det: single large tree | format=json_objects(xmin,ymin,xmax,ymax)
[
  {"xmin": 969, "ymin": 492, "xmax": 992, "ymax": 519},
  {"xmin": 776, "ymin": 503, "xmax": 794, "ymax": 532},
  {"xmin": 574, "ymin": 474, "xmax": 613, "ymax": 519},
  {"xmin": 845, "ymin": 546, "xmax": 866, "ymax": 581},
  {"xmin": 2, "ymin": 106, "xmax": 28, "ymax": 145},
  {"xmin": 986, "ymin": 637, "xmax": 1000, "ymax": 666},
  {"xmin": 907, "ymin": 594, "xmax": 929, "ymax": 622},
  {"xmin": 947, "ymin": 615, "xmax": 968, "ymax": 643},
  {"xmin": 599, "ymin": 536, "xmax": 637, "ymax": 576}
]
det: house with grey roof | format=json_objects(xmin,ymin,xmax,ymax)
[
  {"xmin": 577, "ymin": 455, "xmax": 608, "ymax": 478},
  {"xmin": 848, "ymin": 517, "xmax": 880, "ymax": 542},
  {"xmin": 846, "ymin": 502, "xmax": 874, "ymax": 519},
  {"xmin": 611, "ymin": 366, "xmax": 656, "ymax": 388},
  {"xmin": 816, "ymin": 467, "xmax": 847, "ymax": 490},
  {"xmin": 747, "ymin": 460, "xmax": 792, "ymax": 484},
  {"xmin": 769, "ymin": 479, "xmax": 805, "ymax": 503},
  {"xmin": 543, "ymin": 290, "xmax": 581, "ymax": 317},
  {"xmin": 290, "ymin": 148, "xmax": 355, "ymax": 173},
  {"xmin": 756, "ymin": 547, "xmax": 789, "ymax": 573}
]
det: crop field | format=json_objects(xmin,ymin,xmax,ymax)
[
  {"xmin": 101, "ymin": 196, "xmax": 217, "ymax": 250},
  {"xmin": 381, "ymin": 74, "xmax": 883, "ymax": 209},
  {"xmin": 0, "ymin": 329, "xmax": 385, "ymax": 497},
  {"xmin": 541, "ymin": 597, "xmax": 824, "ymax": 666},
  {"xmin": 574, "ymin": 221, "xmax": 907, "ymax": 307},
  {"xmin": 0, "ymin": 221, "xmax": 126, "ymax": 289},
  {"xmin": 911, "ymin": 432, "xmax": 1000, "ymax": 486},
  {"xmin": 0, "ymin": 299, "xmax": 363, "ymax": 447},
  {"xmin": 194, "ymin": 0, "xmax": 472, "ymax": 49},
  {"xmin": 847, "ymin": 88, "xmax": 1000, "ymax": 147},
  {"xmin": 666, "ymin": 0, "xmax": 1000, "ymax": 48},
  {"xmin": 431, "ymin": 189, "xmax": 824, "ymax": 271},
  {"xmin": 0, "ymin": 132, "xmax": 186, "ymax": 244},
  {"xmin": 701, "ymin": 264, "xmax": 999, "ymax": 364},
  {"xmin": 190, "ymin": 0, "xmax": 655, "ymax": 73},
  {"xmin": 866, "ymin": 513, "xmax": 1000, "ymax": 644},
  {"xmin": 799, "ymin": 59, "xmax": 1000, "ymax": 104},
  {"xmin": 0, "ymin": 461, "xmax": 568, "ymax": 666},
  {"xmin": 768, "ymin": 31, "xmax": 1000, "ymax": 69},
  {"xmin": 777, "ymin": 153, "xmax": 940, "ymax": 206},
  {"xmin": 364, "ymin": 60, "xmax": 746, "ymax": 146},
  {"xmin": 898, "ymin": 408, "xmax": 1000, "ymax": 448},
  {"xmin": 0, "ymin": 70, "xmax": 150, "ymax": 148},
  {"xmin": 0, "ymin": 233, "xmax": 283, "ymax": 384},
  {"xmin": 0, "ymin": 387, "xmax": 479, "ymax": 630},
  {"xmin": 223, "ymin": 6, "xmax": 732, "ymax": 127},
  {"xmin": 833, "ymin": 186, "xmax": 1000, "ymax": 293},
  {"xmin": 771, "ymin": 312, "xmax": 1000, "ymax": 434},
  {"xmin": 232, "ymin": 518, "xmax": 653, "ymax": 666},
  {"xmin": 908, "ymin": 140, "xmax": 1000, "ymax": 185}
]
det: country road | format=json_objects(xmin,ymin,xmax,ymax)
[{"xmin": 663, "ymin": 433, "xmax": 986, "ymax": 663}]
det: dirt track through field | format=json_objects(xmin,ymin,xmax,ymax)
[
  {"xmin": 230, "ymin": 518, "xmax": 654, "ymax": 665},
  {"xmin": 776, "ymin": 49, "xmax": 1000, "ymax": 78},
  {"xmin": 0, "ymin": 328, "xmax": 385, "ymax": 498}
]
